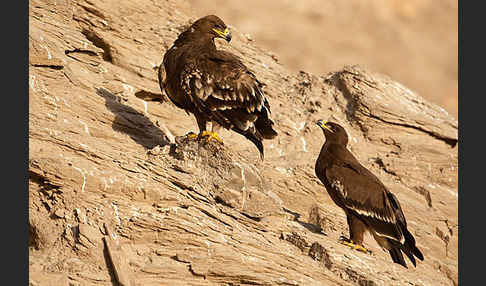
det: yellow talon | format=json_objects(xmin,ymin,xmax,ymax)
[
  {"xmin": 200, "ymin": 131, "xmax": 223, "ymax": 144},
  {"xmin": 339, "ymin": 238, "xmax": 371, "ymax": 254},
  {"xmin": 353, "ymin": 244, "xmax": 369, "ymax": 254},
  {"xmin": 188, "ymin": 133, "xmax": 199, "ymax": 140}
]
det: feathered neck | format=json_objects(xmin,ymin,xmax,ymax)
[
  {"xmin": 318, "ymin": 140, "xmax": 347, "ymax": 162},
  {"xmin": 173, "ymin": 29, "xmax": 216, "ymax": 50}
]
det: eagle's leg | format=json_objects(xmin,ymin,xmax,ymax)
[
  {"xmin": 191, "ymin": 116, "xmax": 223, "ymax": 143},
  {"xmin": 187, "ymin": 115, "xmax": 207, "ymax": 140},
  {"xmin": 339, "ymin": 214, "xmax": 372, "ymax": 254},
  {"xmin": 200, "ymin": 122, "xmax": 223, "ymax": 144}
]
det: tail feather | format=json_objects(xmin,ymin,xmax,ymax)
[
  {"xmin": 388, "ymin": 247, "xmax": 407, "ymax": 269},
  {"xmin": 231, "ymin": 126, "xmax": 264, "ymax": 159},
  {"xmin": 254, "ymin": 115, "xmax": 277, "ymax": 139},
  {"xmin": 412, "ymin": 245, "xmax": 424, "ymax": 261},
  {"xmin": 401, "ymin": 246, "xmax": 417, "ymax": 267},
  {"xmin": 404, "ymin": 228, "xmax": 424, "ymax": 261},
  {"xmin": 218, "ymin": 107, "xmax": 275, "ymax": 159},
  {"xmin": 386, "ymin": 226, "xmax": 424, "ymax": 268}
]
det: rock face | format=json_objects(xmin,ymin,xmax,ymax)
[{"xmin": 29, "ymin": 0, "xmax": 458, "ymax": 285}]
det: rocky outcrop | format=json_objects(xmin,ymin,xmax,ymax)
[{"xmin": 29, "ymin": 0, "xmax": 458, "ymax": 285}]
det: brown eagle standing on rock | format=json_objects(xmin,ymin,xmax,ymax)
[
  {"xmin": 158, "ymin": 15, "xmax": 277, "ymax": 158},
  {"xmin": 314, "ymin": 120, "xmax": 424, "ymax": 268}
]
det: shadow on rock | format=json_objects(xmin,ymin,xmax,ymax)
[
  {"xmin": 283, "ymin": 207, "xmax": 327, "ymax": 235},
  {"xmin": 96, "ymin": 87, "xmax": 170, "ymax": 149}
]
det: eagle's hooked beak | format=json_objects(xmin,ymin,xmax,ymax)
[
  {"xmin": 213, "ymin": 27, "xmax": 232, "ymax": 42},
  {"xmin": 316, "ymin": 120, "xmax": 333, "ymax": 133}
]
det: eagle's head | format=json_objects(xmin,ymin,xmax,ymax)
[
  {"xmin": 191, "ymin": 15, "xmax": 232, "ymax": 42},
  {"xmin": 316, "ymin": 120, "xmax": 349, "ymax": 145}
]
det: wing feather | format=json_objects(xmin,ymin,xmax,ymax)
[
  {"xmin": 179, "ymin": 51, "xmax": 270, "ymax": 130},
  {"xmin": 325, "ymin": 163, "xmax": 404, "ymax": 242}
]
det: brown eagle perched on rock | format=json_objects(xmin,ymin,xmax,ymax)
[
  {"xmin": 314, "ymin": 120, "xmax": 424, "ymax": 268},
  {"xmin": 159, "ymin": 15, "xmax": 277, "ymax": 158}
]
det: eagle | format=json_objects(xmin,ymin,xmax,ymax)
[
  {"xmin": 158, "ymin": 15, "xmax": 277, "ymax": 158},
  {"xmin": 314, "ymin": 120, "xmax": 424, "ymax": 268}
]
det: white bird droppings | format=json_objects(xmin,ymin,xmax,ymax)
[{"xmin": 300, "ymin": 137, "xmax": 307, "ymax": 152}]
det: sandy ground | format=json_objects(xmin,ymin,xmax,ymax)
[{"xmin": 189, "ymin": 0, "xmax": 458, "ymax": 118}]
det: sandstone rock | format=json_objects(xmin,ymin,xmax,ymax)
[
  {"xmin": 309, "ymin": 242, "xmax": 333, "ymax": 270},
  {"xmin": 308, "ymin": 204, "xmax": 337, "ymax": 234},
  {"xmin": 29, "ymin": 0, "xmax": 457, "ymax": 285},
  {"xmin": 77, "ymin": 223, "xmax": 101, "ymax": 248},
  {"xmin": 29, "ymin": 273, "xmax": 70, "ymax": 286},
  {"xmin": 29, "ymin": 215, "xmax": 59, "ymax": 250},
  {"xmin": 162, "ymin": 136, "xmax": 283, "ymax": 218},
  {"xmin": 216, "ymin": 161, "xmax": 283, "ymax": 218}
]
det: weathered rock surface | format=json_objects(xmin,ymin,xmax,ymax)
[{"xmin": 29, "ymin": 0, "xmax": 458, "ymax": 285}]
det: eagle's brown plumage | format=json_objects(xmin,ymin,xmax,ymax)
[
  {"xmin": 314, "ymin": 120, "xmax": 423, "ymax": 268},
  {"xmin": 159, "ymin": 15, "xmax": 277, "ymax": 158}
]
